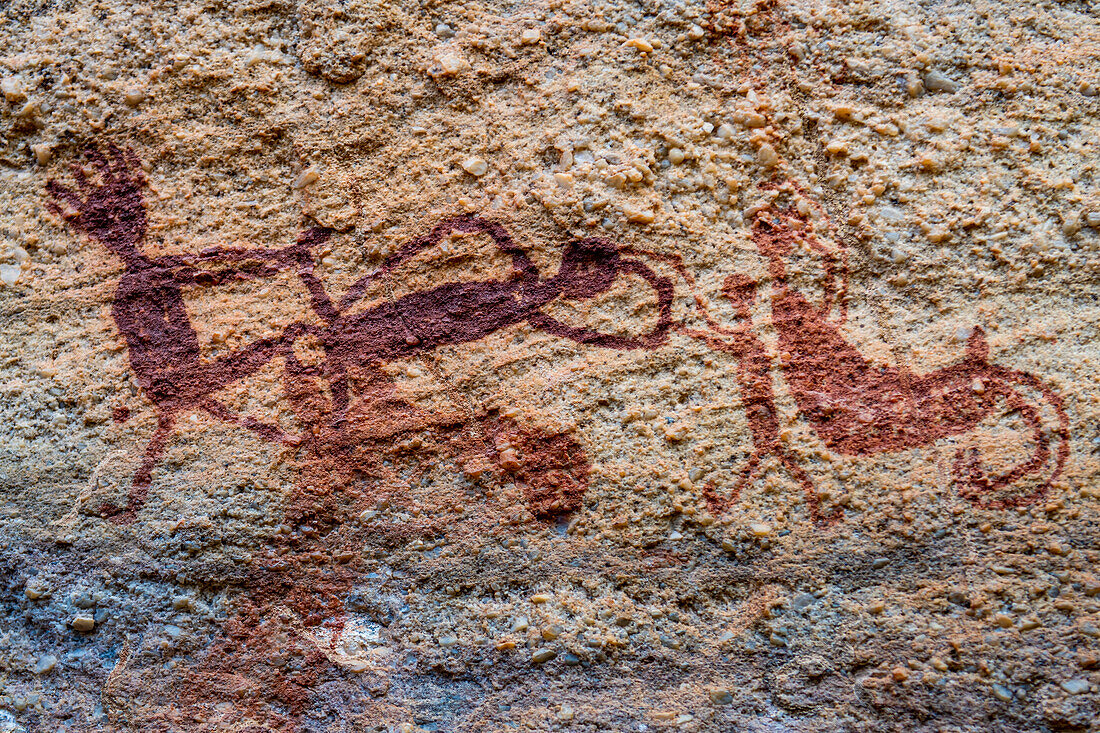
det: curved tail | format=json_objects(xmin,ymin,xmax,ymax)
[{"xmin": 953, "ymin": 366, "xmax": 1070, "ymax": 509}]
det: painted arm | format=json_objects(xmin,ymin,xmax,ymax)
[
  {"xmin": 528, "ymin": 259, "xmax": 674, "ymax": 350},
  {"xmin": 171, "ymin": 228, "xmax": 340, "ymax": 322},
  {"xmin": 527, "ymin": 312, "xmax": 660, "ymax": 349},
  {"xmin": 337, "ymin": 214, "xmax": 538, "ymax": 312},
  {"xmin": 167, "ymin": 259, "xmax": 283, "ymax": 287},
  {"xmin": 194, "ymin": 245, "xmax": 290, "ymax": 265}
]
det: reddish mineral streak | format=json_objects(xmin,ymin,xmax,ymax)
[{"xmin": 47, "ymin": 147, "xmax": 672, "ymax": 524}]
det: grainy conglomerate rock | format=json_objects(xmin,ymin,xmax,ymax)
[{"xmin": 1, "ymin": 1, "xmax": 1098, "ymax": 731}]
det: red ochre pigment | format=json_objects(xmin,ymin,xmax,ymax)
[
  {"xmin": 48, "ymin": 149, "xmax": 1068, "ymax": 526},
  {"xmin": 49, "ymin": 147, "xmax": 670, "ymax": 524}
]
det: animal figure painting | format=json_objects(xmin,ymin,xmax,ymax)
[
  {"xmin": 684, "ymin": 196, "xmax": 1068, "ymax": 521},
  {"xmin": 47, "ymin": 149, "xmax": 1069, "ymax": 528}
]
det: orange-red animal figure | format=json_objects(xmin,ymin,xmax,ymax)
[
  {"xmin": 693, "ymin": 201, "xmax": 1068, "ymax": 522},
  {"xmin": 754, "ymin": 207, "xmax": 1068, "ymax": 511}
]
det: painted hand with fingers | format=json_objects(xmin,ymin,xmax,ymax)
[{"xmin": 46, "ymin": 144, "xmax": 148, "ymax": 254}]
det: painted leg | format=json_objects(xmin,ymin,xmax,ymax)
[
  {"xmin": 704, "ymin": 454, "xmax": 759, "ymax": 517},
  {"xmin": 201, "ymin": 399, "xmax": 301, "ymax": 447},
  {"xmin": 781, "ymin": 451, "xmax": 841, "ymax": 527},
  {"xmin": 106, "ymin": 414, "xmax": 176, "ymax": 524}
]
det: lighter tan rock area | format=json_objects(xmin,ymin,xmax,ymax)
[{"xmin": 1, "ymin": 1, "xmax": 1099, "ymax": 731}]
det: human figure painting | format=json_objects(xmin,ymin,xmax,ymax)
[{"xmin": 48, "ymin": 147, "xmax": 1068, "ymax": 528}]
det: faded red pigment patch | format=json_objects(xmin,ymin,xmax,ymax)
[
  {"xmin": 173, "ymin": 383, "xmax": 591, "ymax": 728},
  {"xmin": 179, "ymin": 601, "xmax": 333, "ymax": 731},
  {"xmin": 485, "ymin": 418, "xmax": 591, "ymax": 520}
]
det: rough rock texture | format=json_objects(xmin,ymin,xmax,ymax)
[{"xmin": 1, "ymin": 1, "xmax": 1099, "ymax": 731}]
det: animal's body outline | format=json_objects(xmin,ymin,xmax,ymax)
[
  {"xmin": 691, "ymin": 201, "xmax": 1069, "ymax": 522},
  {"xmin": 283, "ymin": 214, "xmax": 674, "ymax": 427}
]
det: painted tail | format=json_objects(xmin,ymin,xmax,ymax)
[{"xmin": 953, "ymin": 366, "xmax": 1070, "ymax": 509}]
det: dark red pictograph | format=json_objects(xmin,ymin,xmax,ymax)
[
  {"xmin": 47, "ymin": 146, "xmax": 312, "ymax": 523},
  {"xmin": 283, "ymin": 213, "xmax": 674, "ymax": 426},
  {"xmin": 47, "ymin": 147, "xmax": 673, "ymax": 523},
  {"xmin": 46, "ymin": 147, "xmax": 1070, "ymax": 529}
]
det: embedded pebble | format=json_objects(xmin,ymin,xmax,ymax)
[
  {"xmin": 707, "ymin": 687, "xmax": 733, "ymax": 704},
  {"xmin": 1, "ymin": 77, "xmax": 25, "ymax": 102},
  {"xmin": 31, "ymin": 143, "xmax": 52, "ymax": 166},
  {"xmin": 33, "ymin": 655, "xmax": 57, "ymax": 675},
  {"xmin": 70, "ymin": 615, "xmax": 95, "ymax": 631},
  {"xmin": 756, "ymin": 144, "xmax": 779, "ymax": 167},
  {"xmin": 749, "ymin": 522, "xmax": 772, "ymax": 537},
  {"xmin": 923, "ymin": 70, "xmax": 961, "ymax": 93},
  {"xmin": 432, "ymin": 52, "xmax": 469, "ymax": 77},
  {"xmin": 292, "ymin": 168, "xmax": 320, "ymax": 189},
  {"xmin": 1060, "ymin": 678, "xmax": 1090, "ymax": 694},
  {"xmin": 461, "ymin": 157, "xmax": 489, "ymax": 177},
  {"xmin": 1, "ymin": 265, "xmax": 22, "ymax": 286}
]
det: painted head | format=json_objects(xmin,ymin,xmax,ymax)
[
  {"xmin": 44, "ymin": 146, "xmax": 153, "ymax": 267},
  {"xmin": 750, "ymin": 209, "xmax": 796, "ymax": 262},
  {"xmin": 554, "ymin": 237, "xmax": 623, "ymax": 300}
]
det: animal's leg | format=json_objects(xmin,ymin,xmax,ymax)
[
  {"xmin": 780, "ymin": 450, "xmax": 841, "ymax": 527},
  {"xmin": 202, "ymin": 333, "xmax": 287, "ymax": 392},
  {"xmin": 190, "ymin": 325, "xmax": 319, "ymax": 443},
  {"xmin": 105, "ymin": 414, "xmax": 176, "ymax": 524},
  {"xmin": 965, "ymin": 326, "xmax": 990, "ymax": 362},
  {"xmin": 289, "ymin": 228, "xmax": 339, "ymax": 325},
  {"xmin": 282, "ymin": 342, "xmax": 332, "ymax": 435},
  {"xmin": 181, "ymin": 322, "xmax": 312, "ymax": 406}
]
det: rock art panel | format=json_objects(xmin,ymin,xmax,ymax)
[{"xmin": 1, "ymin": 1, "xmax": 1098, "ymax": 732}]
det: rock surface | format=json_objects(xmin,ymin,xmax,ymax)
[{"xmin": 1, "ymin": 0, "xmax": 1098, "ymax": 731}]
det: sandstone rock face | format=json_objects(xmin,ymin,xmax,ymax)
[{"xmin": 1, "ymin": 1, "xmax": 1098, "ymax": 731}]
